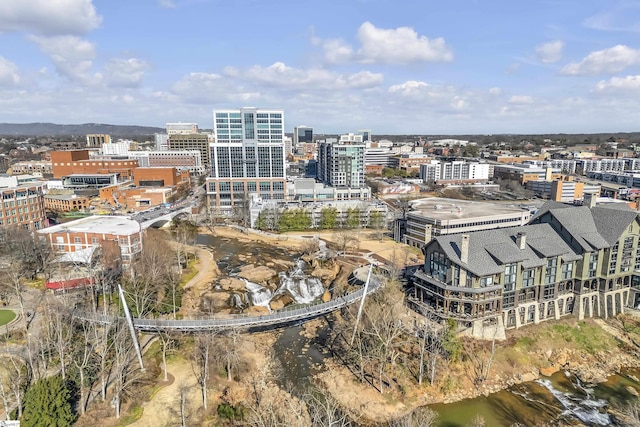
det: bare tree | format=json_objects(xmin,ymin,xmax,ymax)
[
  {"xmin": 305, "ymin": 385, "xmax": 356, "ymax": 427},
  {"xmin": 157, "ymin": 330, "xmax": 177, "ymax": 382},
  {"xmin": 44, "ymin": 300, "xmax": 74, "ymax": 381},
  {"xmin": 111, "ymin": 320, "xmax": 142, "ymax": 419},
  {"xmin": 72, "ymin": 319, "xmax": 98, "ymax": 415},
  {"xmin": 388, "ymin": 407, "xmax": 438, "ymax": 427},
  {"xmin": 333, "ymin": 230, "xmax": 359, "ymax": 256},
  {"xmin": 1, "ymin": 353, "xmax": 30, "ymax": 419},
  {"xmin": 464, "ymin": 324, "xmax": 498, "ymax": 387},
  {"xmin": 191, "ymin": 331, "xmax": 215, "ymax": 410},
  {"xmin": 216, "ymin": 328, "xmax": 240, "ymax": 382},
  {"xmin": 415, "ymin": 310, "xmax": 444, "ymax": 386}
]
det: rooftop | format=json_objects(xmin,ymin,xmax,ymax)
[
  {"xmin": 408, "ymin": 197, "xmax": 528, "ymax": 220},
  {"xmin": 38, "ymin": 215, "xmax": 140, "ymax": 236}
]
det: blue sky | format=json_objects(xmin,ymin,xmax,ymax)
[{"xmin": 0, "ymin": 0, "xmax": 639, "ymax": 135}]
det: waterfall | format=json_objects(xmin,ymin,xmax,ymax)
[
  {"xmin": 231, "ymin": 294, "xmax": 244, "ymax": 308},
  {"xmin": 275, "ymin": 259, "xmax": 325, "ymax": 304},
  {"xmin": 536, "ymin": 379, "xmax": 610, "ymax": 426},
  {"xmin": 245, "ymin": 281, "xmax": 272, "ymax": 307}
]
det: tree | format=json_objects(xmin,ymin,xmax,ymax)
[
  {"xmin": 21, "ymin": 375, "xmax": 76, "ymax": 427},
  {"xmin": 305, "ymin": 385, "xmax": 356, "ymax": 427},
  {"xmin": 333, "ymin": 230, "xmax": 359, "ymax": 255},
  {"xmin": 442, "ymin": 318, "xmax": 462, "ymax": 362},
  {"xmin": 388, "ymin": 407, "xmax": 438, "ymax": 427},
  {"xmin": 368, "ymin": 210, "xmax": 384, "ymax": 229},
  {"xmin": 462, "ymin": 144, "xmax": 480, "ymax": 158},
  {"xmin": 191, "ymin": 332, "xmax": 215, "ymax": 410},
  {"xmin": 319, "ymin": 207, "xmax": 338, "ymax": 230},
  {"xmin": 345, "ymin": 208, "xmax": 361, "ymax": 229}
]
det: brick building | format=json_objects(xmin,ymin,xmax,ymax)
[
  {"xmin": 51, "ymin": 150, "xmax": 138, "ymax": 179},
  {"xmin": 44, "ymin": 193, "xmax": 91, "ymax": 212},
  {"xmin": 133, "ymin": 167, "xmax": 190, "ymax": 187},
  {"xmin": 38, "ymin": 215, "xmax": 143, "ymax": 263},
  {"xmin": 0, "ymin": 183, "xmax": 46, "ymax": 230}
]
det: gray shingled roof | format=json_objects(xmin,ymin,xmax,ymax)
[
  {"xmin": 433, "ymin": 223, "xmax": 581, "ymax": 277},
  {"xmin": 545, "ymin": 206, "xmax": 609, "ymax": 251},
  {"xmin": 530, "ymin": 200, "xmax": 571, "ymax": 222},
  {"xmin": 591, "ymin": 205, "xmax": 640, "ymax": 245}
]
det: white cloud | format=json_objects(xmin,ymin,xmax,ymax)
[
  {"xmin": 388, "ymin": 80, "xmax": 428, "ymax": 96},
  {"xmin": 508, "ymin": 95, "xmax": 534, "ymax": 104},
  {"xmin": 30, "ymin": 35, "xmax": 96, "ymax": 81},
  {"xmin": 0, "ymin": 0, "xmax": 101, "ymax": 36},
  {"xmin": 235, "ymin": 62, "xmax": 383, "ymax": 90},
  {"xmin": 489, "ymin": 87, "xmax": 502, "ymax": 95},
  {"xmin": 595, "ymin": 75, "xmax": 640, "ymax": 92},
  {"xmin": 321, "ymin": 39, "xmax": 354, "ymax": 64},
  {"xmin": 104, "ymin": 58, "xmax": 151, "ymax": 88},
  {"xmin": 561, "ymin": 45, "xmax": 640, "ymax": 75},
  {"xmin": 356, "ymin": 22, "xmax": 453, "ymax": 64},
  {"xmin": 535, "ymin": 40, "xmax": 564, "ymax": 64},
  {"xmin": 0, "ymin": 57, "xmax": 21, "ymax": 86}
]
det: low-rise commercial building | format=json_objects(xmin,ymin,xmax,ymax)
[
  {"xmin": 51, "ymin": 150, "xmax": 138, "ymax": 179},
  {"xmin": 400, "ymin": 198, "xmax": 531, "ymax": 248},
  {"xmin": 44, "ymin": 193, "xmax": 91, "ymax": 212},
  {"xmin": 526, "ymin": 178, "xmax": 601, "ymax": 203},
  {"xmin": 38, "ymin": 215, "xmax": 143, "ymax": 263},
  {"xmin": 10, "ymin": 161, "xmax": 53, "ymax": 176}
]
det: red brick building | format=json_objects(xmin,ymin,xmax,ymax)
[{"xmin": 51, "ymin": 150, "xmax": 138, "ymax": 179}]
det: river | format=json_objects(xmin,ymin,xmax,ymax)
[{"xmin": 430, "ymin": 368, "xmax": 640, "ymax": 426}]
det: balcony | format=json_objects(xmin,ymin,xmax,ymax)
[{"xmin": 413, "ymin": 270, "xmax": 503, "ymax": 295}]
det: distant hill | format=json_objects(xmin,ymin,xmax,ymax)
[{"xmin": 0, "ymin": 123, "xmax": 164, "ymax": 137}]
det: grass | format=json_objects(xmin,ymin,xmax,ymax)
[
  {"xmin": 117, "ymin": 405, "xmax": 143, "ymax": 426},
  {"xmin": 0, "ymin": 310, "xmax": 16, "ymax": 327}
]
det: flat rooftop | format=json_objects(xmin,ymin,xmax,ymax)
[
  {"xmin": 408, "ymin": 197, "xmax": 529, "ymax": 220},
  {"xmin": 38, "ymin": 215, "xmax": 140, "ymax": 236}
]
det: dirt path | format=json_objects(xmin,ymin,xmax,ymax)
[
  {"xmin": 130, "ymin": 359, "xmax": 200, "ymax": 427},
  {"xmin": 180, "ymin": 244, "xmax": 219, "ymax": 316}
]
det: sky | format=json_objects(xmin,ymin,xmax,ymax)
[{"xmin": 0, "ymin": 0, "xmax": 639, "ymax": 135}]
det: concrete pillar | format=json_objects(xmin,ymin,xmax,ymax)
[
  {"xmin": 534, "ymin": 303, "xmax": 540, "ymax": 324},
  {"xmin": 515, "ymin": 309, "xmax": 521, "ymax": 329},
  {"xmin": 601, "ymin": 294, "xmax": 608, "ymax": 319},
  {"xmin": 554, "ymin": 300, "xmax": 560, "ymax": 320},
  {"xmin": 588, "ymin": 296, "xmax": 593, "ymax": 318},
  {"xmin": 578, "ymin": 296, "xmax": 585, "ymax": 320}
]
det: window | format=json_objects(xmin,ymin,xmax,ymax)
[
  {"xmin": 429, "ymin": 251, "xmax": 447, "ymax": 281},
  {"xmin": 561, "ymin": 262, "xmax": 573, "ymax": 280},
  {"xmin": 504, "ymin": 263, "xmax": 517, "ymax": 292},
  {"xmin": 545, "ymin": 257, "xmax": 557, "ymax": 284},
  {"xmin": 589, "ymin": 252, "xmax": 599, "ymax": 277},
  {"xmin": 480, "ymin": 276, "xmax": 493, "ymax": 287},
  {"xmin": 522, "ymin": 269, "xmax": 535, "ymax": 287}
]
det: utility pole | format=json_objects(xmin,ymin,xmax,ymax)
[
  {"xmin": 118, "ymin": 284, "xmax": 145, "ymax": 371},
  {"xmin": 351, "ymin": 264, "xmax": 373, "ymax": 346}
]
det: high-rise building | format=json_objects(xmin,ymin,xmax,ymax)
[
  {"xmin": 167, "ymin": 133, "xmax": 211, "ymax": 173},
  {"xmin": 86, "ymin": 134, "xmax": 111, "ymax": 148},
  {"xmin": 358, "ymin": 129, "xmax": 372, "ymax": 142},
  {"xmin": 293, "ymin": 126, "xmax": 313, "ymax": 145},
  {"xmin": 206, "ymin": 108, "xmax": 286, "ymax": 210},
  {"xmin": 166, "ymin": 122, "xmax": 199, "ymax": 135},
  {"xmin": 0, "ymin": 182, "xmax": 46, "ymax": 230},
  {"xmin": 317, "ymin": 139, "xmax": 370, "ymax": 200}
]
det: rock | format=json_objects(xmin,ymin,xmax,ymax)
[
  {"xmin": 200, "ymin": 292, "xmax": 232, "ymax": 312},
  {"xmin": 238, "ymin": 264, "xmax": 277, "ymax": 283},
  {"xmin": 322, "ymin": 291, "xmax": 331, "ymax": 303},
  {"xmin": 311, "ymin": 266, "xmax": 339, "ymax": 282},
  {"xmin": 627, "ymin": 386, "xmax": 639, "ymax": 397},
  {"xmin": 540, "ymin": 365, "xmax": 559, "ymax": 377},
  {"xmin": 629, "ymin": 374, "xmax": 640, "ymax": 382},
  {"xmin": 269, "ymin": 299, "xmax": 285, "ymax": 311},
  {"xmin": 245, "ymin": 305, "xmax": 269, "ymax": 316},
  {"xmin": 218, "ymin": 278, "xmax": 246, "ymax": 291}
]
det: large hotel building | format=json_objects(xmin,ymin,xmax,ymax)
[{"xmin": 206, "ymin": 108, "xmax": 286, "ymax": 210}]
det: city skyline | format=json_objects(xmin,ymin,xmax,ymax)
[{"xmin": 0, "ymin": 0, "xmax": 639, "ymax": 134}]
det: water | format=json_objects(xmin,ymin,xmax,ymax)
[
  {"xmin": 196, "ymin": 233, "xmax": 326, "ymax": 310},
  {"xmin": 432, "ymin": 368, "xmax": 640, "ymax": 426}
]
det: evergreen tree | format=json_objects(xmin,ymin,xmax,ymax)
[{"xmin": 22, "ymin": 376, "xmax": 76, "ymax": 427}]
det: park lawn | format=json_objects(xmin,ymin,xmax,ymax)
[{"xmin": 0, "ymin": 309, "xmax": 16, "ymax": 326}]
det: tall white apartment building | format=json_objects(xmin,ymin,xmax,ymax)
[
  {"xmin": 206, "ymin": 108, "xmax": 286, "ymax": 210},
  {"xmin": 577, "ymin": 159, "xmax": 626, "ymax": 175},
  {"xmin": 317, "ymin": 139, "xmax": 370, "ymax": 200},
  {"xmin": 420, "ymin": 160, "xmax": 489, "ymax": 184}
]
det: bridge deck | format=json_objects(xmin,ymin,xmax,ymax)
[{"xmin": 76, "ymin": 278, "xmax": 381, "ymax": 332}]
